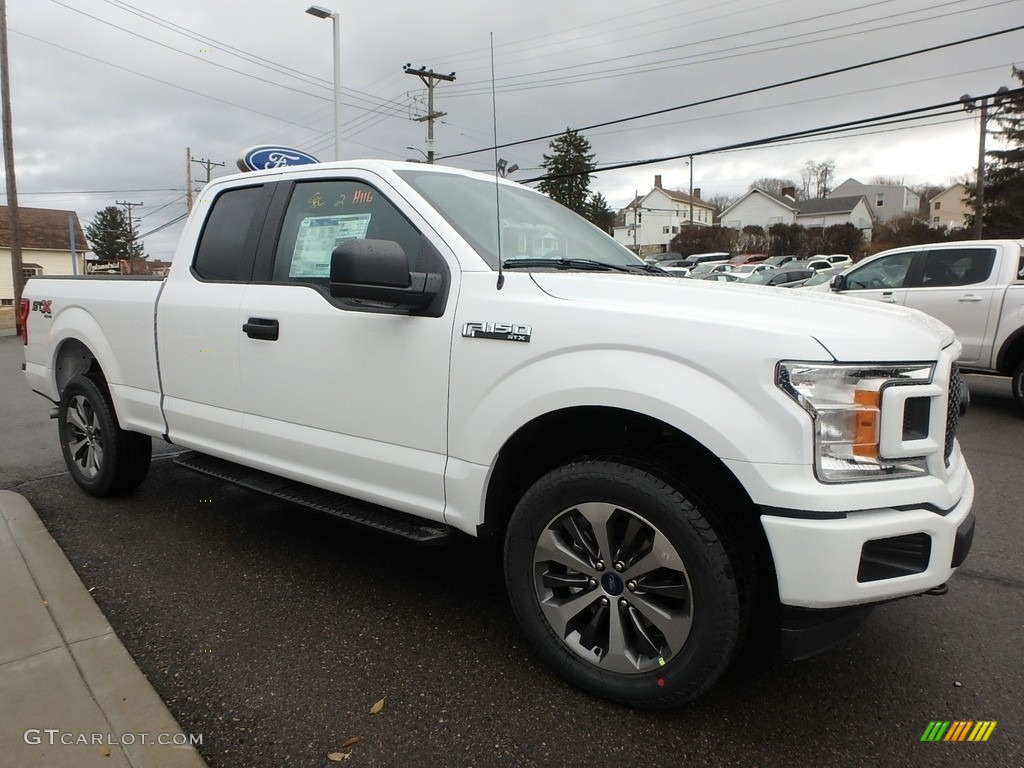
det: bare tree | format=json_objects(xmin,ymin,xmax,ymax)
[
  {"xmin": 749, "ymin": 177, "xmax": 801, "ymax": 197},
  {"xmin": 801, "ymin": 160, "xmax": 837, "ymax": 198},
  {"xmin": 871, "ymin": 176, "xmax": 904, "ymax": 186}
]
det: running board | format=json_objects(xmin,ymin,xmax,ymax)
[{"xmin": 174, "ymin": 452, "xmax": 456, "ymax": 546}]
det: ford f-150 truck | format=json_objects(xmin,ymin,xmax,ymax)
[
  {"xmin": 21, "ymin": 161, "xmax": 975, "ymax": 708},
  {"xmin": 825, "ymin": 240, "xmax": 1024, "ymax": 412}
]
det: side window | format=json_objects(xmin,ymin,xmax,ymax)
[
  {"xmin": 193, "ymin": 185, "xmax": 267, "ymax": 281},
  {"xmin": 846, "ymin": 252, "xmax": 914, "ymax": 290},
  {"xmin": 917, "ymin": 248, "xmax": 995, "ymax": 288},
  {"xmin": 272, "ymin": 180, "xmax": 424, "ymax": 284}
]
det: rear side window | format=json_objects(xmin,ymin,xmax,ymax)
[
  {"xmin": 917, "ymin": 248, "xmax": 995, "ymax": 287},
  {"xmin": 193, "ymin": 185, "xmax": 267, "ymax": 281}
]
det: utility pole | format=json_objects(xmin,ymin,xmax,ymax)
[
  {"xmin": 187, "ymin": 152, "xmax": 224, "ymax": 211},
  {"xmin": 116, "ymin": 200, "xmax": 143, "ymax": 251},
  {"xmin": 0, "ymin": 0, "xmax": 24, "ymax": 332},
  {"xmin": 961, "ymin": 87, "xmax": 1010, "ymax": 239},
  {"xmin": 403, "ymin": 64, "xmax": 455, "ymax": 163}
]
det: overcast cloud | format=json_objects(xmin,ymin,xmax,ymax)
[{"xmin": 3, "ymin": 0, "xmax": 1022, "ymax": 259}]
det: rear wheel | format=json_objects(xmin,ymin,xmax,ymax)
[
  {"xmin": 504, "ymin": 459, "xmax": 743, "ymax": 709},
  {"xmin": 58, "ymin": 374, "xmax": 152, "ymax": 496},
  {"xmin": 1012, "ymin": 359, "xmax": 1024, "ymax": 414}
]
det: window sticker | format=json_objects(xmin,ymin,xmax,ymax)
[{"xmin": 289, "ymin": 213, "xmax": 372, "ymax": 277}]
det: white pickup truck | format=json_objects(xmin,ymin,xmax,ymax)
[
  {"xmin": 826, "ymin": 240, "xmax": 1024, "ymax": 411},
  {"xmin": 21, "ymin": 161, "xmax": 975, "ymax": 708}
]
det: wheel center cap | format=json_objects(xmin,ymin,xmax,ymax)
[{"xmin": 600, "ymin": 572, "xmax": 624, "ymax": 596}]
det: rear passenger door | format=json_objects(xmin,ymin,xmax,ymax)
[
  {"xmin": 158, "ymin": 183, "xmax": 273, "ymax": 456},
  {"xmin": 902, "ymin": 247, "xmax": 998, "ymax": 366}
]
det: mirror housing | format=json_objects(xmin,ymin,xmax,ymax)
[
  {"xmin": 329, "ymin": 239, "xmax": 441, "ymax": 310},
  {"xmin": 830, "ymin": 273, "xmax": 846, "ymax": 292}
]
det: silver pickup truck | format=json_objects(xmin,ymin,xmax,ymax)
[{"xmin": 828, "ymin": 239, "xmax": 1024, "ymax": 411}]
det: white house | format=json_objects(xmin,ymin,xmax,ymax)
[
  {"xmin": 720, "ymin": 188, "xmax": 874, "ymax": 238},
  {"xmin": 928, "ymin": 183, "xmax": 971, "ymax": 230},
  {"xmin": 0, "ymin": 206, "xmax": 87, "ymax": 305},
  {"xmin": 830, "ymin": 178, "xmax": 920, "ymax": 223},
  {"xmin": 612, "ymin": 175, "xmax": 715, "ymax": 256}
]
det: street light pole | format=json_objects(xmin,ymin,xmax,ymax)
[{"xmin": 306, "ymin": 6, "xmax": 341, "ymax": 161}]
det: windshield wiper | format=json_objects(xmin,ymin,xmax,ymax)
[{"xmin": 502, "ymin": 257, "xmax": 639, "ymax": 273}]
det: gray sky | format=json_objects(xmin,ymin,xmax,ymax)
[{"xmin": 3, "ymin": 0, "xmax": 1022, "ymax": 259}]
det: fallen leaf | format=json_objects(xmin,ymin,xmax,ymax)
[
  {"xmin": 370, "ymin": 697, "xmax": 386, "ymax": 714},
  {"xmin": 327, "ymin": 751, "xmax": 351, "ymax": 762},
  {"xmin": 98, "ymin": 745, "xmax": 111, "ymax": 757},
  {"xmin": 341, "ymin": 736, "xmax": 361, "ymax": 748}
]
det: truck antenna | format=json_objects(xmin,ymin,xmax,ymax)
[{"xmin": 490, "ymin": 32, "xmax": 504, "ymax": 291}]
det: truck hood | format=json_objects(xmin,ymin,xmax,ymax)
[{"xmin": 529, "ymin": 273, "xmax": 956, "ymax": 362}]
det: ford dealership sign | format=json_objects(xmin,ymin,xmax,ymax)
[{"xmin": 237, "ymin": 145, "xmax": 319, "ymax": 172}]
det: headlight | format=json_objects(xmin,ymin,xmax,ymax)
[{"xmin": 777, "ymin": 361, "xmax": 934, "ymax": 483}]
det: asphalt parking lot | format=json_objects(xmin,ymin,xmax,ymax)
[{"xmin": 2, "ymin": 335, "xmax": 1021, "ymax": 767}]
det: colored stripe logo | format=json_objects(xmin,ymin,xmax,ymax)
[{"xmin": 921, "ymin": 721, "xmax": 997, "ymax": 742}]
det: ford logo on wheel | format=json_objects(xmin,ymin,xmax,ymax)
[{"xmin": 237, "ymin": 145, "xmax": 320, "ymax": 172}]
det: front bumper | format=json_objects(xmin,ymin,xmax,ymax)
[{"xmin": 760, "ymin": 466, "xmax": 975, "ymax": 609}]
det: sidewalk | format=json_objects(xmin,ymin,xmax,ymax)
[{"xmin": 0, "ymin": 490, "xmax": 208, "ymax": 768}]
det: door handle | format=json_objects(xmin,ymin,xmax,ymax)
[
  {"xmin": 243, "ymin": 317, "xmax": 279, "ymax": 341},
  {"xmin": 958, "ymin": 295, "xmax": 983, "ymax": 303},
  {"xmin": 881, "ymin": 291, "xmax": 896, "ymax": 303}
]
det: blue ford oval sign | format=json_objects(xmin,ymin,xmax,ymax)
[{"xmin": 237, "ymin": 145, "xmax": 320, "ymax": 172}]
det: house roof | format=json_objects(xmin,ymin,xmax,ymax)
[
  {"xmin": 719, "ymin": 187, "xmax": 799, "ymax": 218},
  {"xmin": 795, "ymin": 195, "xmax": 867, "ymax": 216},
  {"xmin": 929, "ymin": 183, "xmax": 968, "ymax": 203},
  {"xmin": 0, "ymin": 206, "xmax": 88, "ymax": 251}
]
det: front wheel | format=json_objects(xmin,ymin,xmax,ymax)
[
  {"xmin": 504, "ymin": 459, "xmax": 743, "ymax": 709},
  {"xmin": 57, "ymin": 374, "xmax": 152, "ymax": 496},
  {"xmin": 1012, "ymin": 359, "xmax": 1024, "ymax": 415}
]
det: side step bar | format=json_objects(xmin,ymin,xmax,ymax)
[{"xmin": 174, "ymin": 451, "xmax": 456, "ymax": 546}]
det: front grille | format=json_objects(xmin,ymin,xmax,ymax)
[{"xmin": 944, "ymin": 363, "xmax": 964, "ymax": 467}]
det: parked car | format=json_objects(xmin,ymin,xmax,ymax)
[
  {"xmin": 825, "ymin": 254, "xmax": 853, "ymax": 267},
  {"xmin": 686, "ymin": 262, "xmax": 734, "ymax": 278},
  {"xmin": 787, "ymin": 258, "xmax": 834, "ymax": 273},
  {"xmin": 763, "ymin": 255, "xmax": 800, "ymax": 267},
  {"xmin": 827, "ymin": 239, "xmax": 1024, "ymax": 410},
  {"xmin": 699, "ymin": 272, "xmax": 742, "ymax": 282},
  {"xmin": 729, "ymin": 253, "xmax": 770, "ymax": 265},
  {"xmin": 729, "ymin": 263, "xmax": 777, "ymax": 280},
  {"xmin": 677, "ymin": 251, "xmax": 731, "ymax": 269},
  {"xmin": 792, "ymin": 266, "xmax": 847, "ymax": 289},
  {"xmin": 744, "ymin": 267, "xmax": 815, "ymax": 287}
]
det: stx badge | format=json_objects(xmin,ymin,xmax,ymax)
[
  {"xmin": 32, "ymin": 300, "xmax": 53, "ymax": 318},
  {"xmin": 462, "ymin": 322, "xmax": 532, "ymax": 343}
]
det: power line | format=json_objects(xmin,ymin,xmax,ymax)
[
  {"xmin": 440, "ymin": 22, "xmax": 1024, "ymax": 161},
  {"xmin": 520, "ymin": 88, "xmax": 1024, "ymax": 184}
]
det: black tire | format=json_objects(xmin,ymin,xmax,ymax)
[
  {"xmin": 1012, "ymin": 359, "xmax": 1024, "ymax": 415},
  {"xmin": 57, "ymin": 374, "xmax": 152, "ymax": 497},
  {"xmin": 504, "ymin": 459, "xmax": 743, "ymax": 709}
]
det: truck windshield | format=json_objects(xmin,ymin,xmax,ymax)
[{"xmin": 397, "ymin": 168, "xmax": 647, "ymax": 272}]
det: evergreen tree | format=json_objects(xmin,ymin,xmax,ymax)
[
  {"xmin": 583, "ymin": 192, "xmax": 616, "ymax": 232},
  {"xmin": 86, "ymin": 206, "xmax": 145, "ymax": 263},
  {"xmin": 538, "ymin": 129, "xmax": 595, "ymax": 216},
  {"xmin": 968, "ymin": 67, "xmax": 1024, "ymax": 237}
]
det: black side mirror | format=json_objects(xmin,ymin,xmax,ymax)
[
  {"xmin": 831, "ymin": 274, "xmax": 846, "ymax": 292},
  {"xmin": 329, "ymin": 239, "xmax": 441, "ymax": 310}
]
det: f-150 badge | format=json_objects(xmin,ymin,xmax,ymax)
[{"xmin": 462, "ymin": 322, "xmax": 532, "ymax": 343}]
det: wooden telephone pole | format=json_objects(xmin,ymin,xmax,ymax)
[
  {"xmin": 0, "ymin": 0, "xmax": 24, "ymax": 331},
  {"xmin": 403, "ymin": 64, "xmax": 455, "ymax": 164}
]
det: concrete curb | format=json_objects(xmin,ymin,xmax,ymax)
[{"xmin": 0, "ymin": 490, "xmax": 208, "ymax": 768}]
